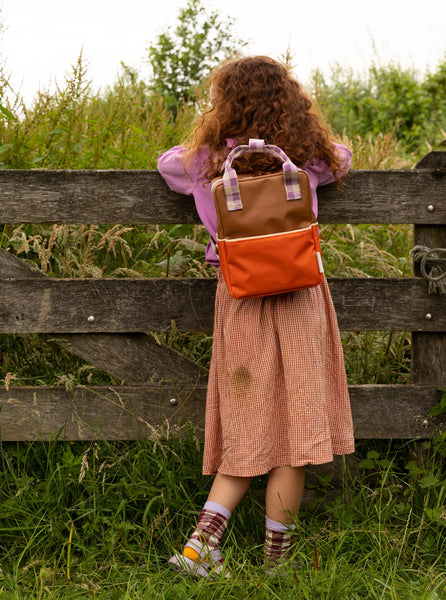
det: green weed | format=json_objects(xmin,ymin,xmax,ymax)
[{"xmin": 0, "ymin": 433, "xmax": 444, "ymax": 598}]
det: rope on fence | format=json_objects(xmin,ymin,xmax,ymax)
[{"xmin": 410, "ymin": 246, "xmax": 446, "ymax": 294}]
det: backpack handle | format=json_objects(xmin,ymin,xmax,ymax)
[{"xmin": 222, "ymin": 138, "xmax": 302, "ymax": 211}]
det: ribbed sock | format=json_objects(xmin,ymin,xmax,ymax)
[
  {"xmin": 183, "ymin": 501, "xmax": 231, "ymax": 564},
  {"xmin": 264, "ymin": 517, "xmax": 296, "ymax": 564}
]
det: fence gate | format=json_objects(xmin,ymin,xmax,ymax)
[{"xmin": 1, "ymin": 153, "xmax": 445, "ymax": 495}]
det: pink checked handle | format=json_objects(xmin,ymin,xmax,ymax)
[{"xmin": 222, "ymin": 139, "xmax": 302, "ymax": 211}]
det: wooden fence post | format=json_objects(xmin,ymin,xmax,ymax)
[{"xmin": 412, "ymin": 153, "xmax": 446, "ymax": 432}]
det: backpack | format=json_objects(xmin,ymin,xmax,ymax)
[{"xmin": 211, "ymin": 138, "xmax": 324, "ymax": 299}]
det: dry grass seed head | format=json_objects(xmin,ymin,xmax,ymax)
[
  {"xmin": 95, "ymin": 225, "xmax": 134, "ymax": 259},
  {"xmin": 342, "ymin": 131, "xmax": 411, "ymax": 170}
]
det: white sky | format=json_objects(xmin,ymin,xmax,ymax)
[{"xmin": 1, "ymin": 0, "xmax": 445, "ymax": 105}]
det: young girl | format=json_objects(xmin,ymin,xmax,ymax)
[{"xmin": 158, "ymin": 55, "xmax": 355, "ymax": 577}]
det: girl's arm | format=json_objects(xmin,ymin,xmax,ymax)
[
  {"xmin": 309, "ymin": 143, "xmax": 352, "ymax": 186},
  {"xmin": 157, "ymin": 146, "xmax": 195, "ymax": 195}
]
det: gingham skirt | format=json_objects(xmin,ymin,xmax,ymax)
[{"xmin": 202, "ymin": 270, "xmax": 355, "ymax": 477}]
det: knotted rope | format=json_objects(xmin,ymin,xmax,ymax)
[{"xmin": 410, "ymin": 245, "xmax": 446, "ymax": 294}]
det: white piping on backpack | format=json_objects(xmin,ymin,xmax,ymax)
[{"xmin": 217, "ymin": 223, "xmax": 318, "ymax": 243}]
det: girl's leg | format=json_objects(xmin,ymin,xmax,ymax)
[
  {"xmin": 265, "ymin": 466, "xmax": 305, "ymax": 523},
  {"xmin": 208, "ymin": 472, "xmax": 253, "ymax": 512},
  {"xmin": 169, "ymin": 473, "xmax": 252, "ymax": 577},
  {"xmin": 264, "ymin": 466, "xmax": 305, "ymax": 567}
]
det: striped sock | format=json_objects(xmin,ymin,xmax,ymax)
[
  {"xmin": 183, "ymin": 501, "xmax": 231, "ymax": 565},
  {"xmin": 264, "ymin": 517, "xmax": 296, "ymax": 565}
]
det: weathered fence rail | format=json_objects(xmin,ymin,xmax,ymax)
[
  {"xmin": 1, "ymin": 152, "xmax": 445, "ymax": 446},
  {"xmin": 0, "ymin": 165, "xmax": 445, "ymax": 225}
]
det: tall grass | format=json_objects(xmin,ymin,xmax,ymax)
[
  {"xmin": 0, "ymin": 428, "xmax": 444, "ymax": 598},
  {"xmin": 0, "ymin": 57, "xmax": 215, "ymax": 386},
  {"xmin": 0, "ymin": 55, "xmax": 195, "ymax": 170}
]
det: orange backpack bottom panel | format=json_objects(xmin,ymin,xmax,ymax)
[{"xmin": 218, "ymin": 223, "xmax": 324, "ymax": 299}]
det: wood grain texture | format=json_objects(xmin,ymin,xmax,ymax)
[
  {"xmin": 415, "ymin": 151, "xmax": 446, "ymax": 170},
  {"xmin": 1, "ymin": 277, "xmax": 445, "ymax": 333},
  {"xmin": 0, "ymin": 168, "xmax": 445, "ymax": 225},
  {"xmin": 0, "ymin": 170, "xmax": 196, "ymax": 225},
  {"xmin": 0, "ymin": 384, "xmax": 441, "ymax": 441},
  {"xmin": 56, "ymin": 333, "xmax": 208, "ymax": 384},
  {"xmin": 0, "ymin": 278, "xmax": 217, "ymax": 333},
  {"xmin": 0, "ymin": 249, "xmax": 208, "ymax": 384},
  {"xmin": 0, "ymin": 384, "xmax": 207, "ymax": 441}
]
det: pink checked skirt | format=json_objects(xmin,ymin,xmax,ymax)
[{"xmin": 202, "ymin": 270, "xmax": 355, "ymax": 477}]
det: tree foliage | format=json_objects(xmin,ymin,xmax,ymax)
[
  {"xmin": 147, "ymin": 0, "xmax": 246, "ymax": 110},
  {"xmin": 311, "ymin": 58, "xmax": 446, "ymax": 156}
]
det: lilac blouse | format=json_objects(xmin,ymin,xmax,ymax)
[{"xmin": 157, "ymin": 143, "xmax": 352, "ymax": 267}]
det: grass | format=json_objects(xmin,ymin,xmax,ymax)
[
  {"xmin": 0, "ymin": 433, "xmax": 445, "ymax": 599},
  {"xmin": 0, "ymin": 56, "xmax": 195, "ymax": 171}
]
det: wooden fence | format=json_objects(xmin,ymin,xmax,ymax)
[{"xmin": 1, "ymin": 152, "xmax": 445, "ymax": 449}]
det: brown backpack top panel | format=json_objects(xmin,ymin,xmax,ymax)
[{"xmin": 212, "ymin": 170, "xmax": 315, "ymax": 240}]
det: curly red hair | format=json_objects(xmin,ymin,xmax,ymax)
[{"xmin": 184, "ymin": 55, "xmax": 343, "ymax": 181}]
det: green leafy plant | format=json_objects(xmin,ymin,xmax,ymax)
[
  {"xmin": 147, "ymin": 0, "xmax": 247, "ymax": 110},
  {"xmin": 312, "ymin": 57, "xmax": 446, "ymax": 160}
]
